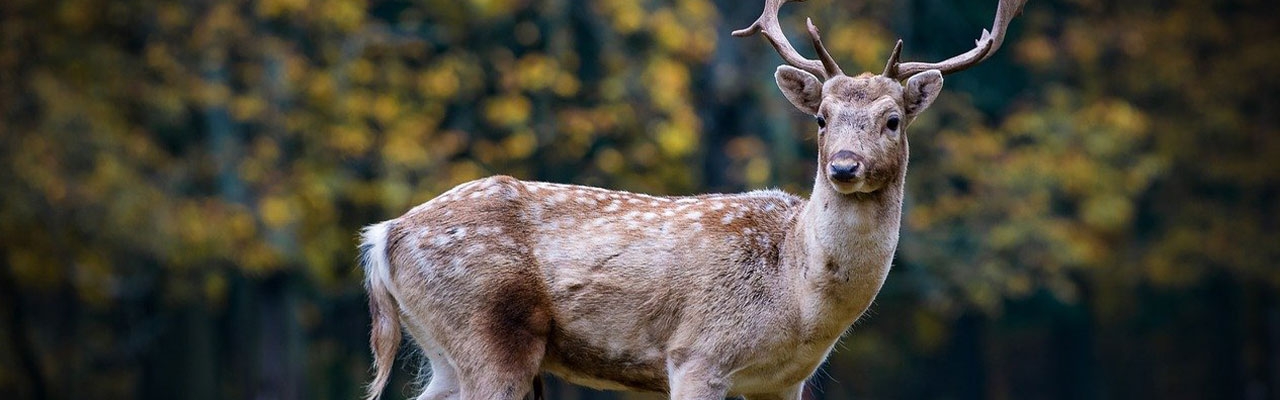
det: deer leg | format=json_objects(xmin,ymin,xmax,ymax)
[
  {"xmin": 453, "ymin": 335, "xmax": 546, "ymax": 400},
  {"xmin": 406, "ymin": 317, "xmax": 544, "ymax": 400},
  {"xmin": 401, "ymin": 319, "xmax": 460, "ymax": 400},
  {"xmin": 415, "ymin": 355, "xmax": 460, "ymax": 400},
  {"xmin": 453, "ymin": 273, "xmax": 552, "ymax": 400},
  {"xmin": 436, "ymin": 317, "xmax": 548, "ymax": 400},
  {"xmin": 668, "ymin": 358, "xmax": 731, "ymax": 400}
]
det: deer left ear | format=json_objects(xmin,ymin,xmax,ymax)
[{"xmin": 904, "ymin": 70, "xmax": 943, "ymax": 119}]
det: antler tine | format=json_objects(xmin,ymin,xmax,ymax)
[
  {"xmin": 881, "ymin": 39, "xmax": 902, "ymax": 77},
  {"xmin": 888, "ymin": 0, "xmax": 1028, "ymax": 80},
  {"xmin": 806, "ymin": 19, "xmax": 844, "ymax": 78},
  {"xmin": 733, "ymin": 0, "xmax": 842, "ymax": 80}
]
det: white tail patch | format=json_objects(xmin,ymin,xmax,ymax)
[
  {"xmin": 360, "ymin": 221, "xmax": 398, "ymax": 301},
  {"xmin": 359, "ymin": 220, "xmax": 402, "ymax": 400}
]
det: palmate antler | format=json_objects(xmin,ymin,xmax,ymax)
[{"xmin": 735, "ymin": 0, "xmax": 1029, "ymax": 81}]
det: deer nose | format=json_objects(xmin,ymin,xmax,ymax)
[{"xmin": 828, "ymin": 150, "xmax": 863, "ymax": 182}]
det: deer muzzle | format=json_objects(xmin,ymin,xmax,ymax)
[{"xmin": 827, "ymin": 150, "xmax": 864, "ymax": 183}]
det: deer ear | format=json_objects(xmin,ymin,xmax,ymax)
[
  {"xmin": 775, "ymin": 65, "xmax": 823, "ymax": 115},
  {"xmin": 904, "ymin": 70, "xmax": 943, "ymax": 119}
]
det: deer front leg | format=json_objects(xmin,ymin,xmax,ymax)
[{"xmin": 667, "ymin": 353, "xmax": 731, "ymax": 400}]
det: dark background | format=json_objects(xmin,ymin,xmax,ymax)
[{"xmin": 1, "ymin": 0, "xmax": 1278, "ymax": 399}]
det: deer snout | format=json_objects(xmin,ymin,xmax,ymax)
[{"xmin": 827, "ymin": 150, "xmax": 864, "ymax": 182}]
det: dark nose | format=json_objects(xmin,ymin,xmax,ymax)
[{"xmin": 828, "ymin": 150, "xmax": 863, "ymax": 182}]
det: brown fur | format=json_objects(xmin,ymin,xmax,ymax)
[{"xmin": 360, "ymin": 68, "xmax": 945, "ymax": 400}]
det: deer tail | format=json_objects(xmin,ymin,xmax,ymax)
[{"xmin": 360, "ymin": 221, "xmax": 401, "ymax": 400}]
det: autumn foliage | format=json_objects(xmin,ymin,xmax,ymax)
[{"xmin": 0, "ymin": 0, "xmax": 1277, "ymax": 399}]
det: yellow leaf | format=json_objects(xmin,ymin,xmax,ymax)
[
  {"xmin": 745, "ymin": 157, "xmax": 770, "ymax": 186},
  {"xmin": 483, "ymin": 93, "xmax": 532, "ymax": 127},
  {"xmin": 596, "ymin": 148, "xmax": 625, "ymax": 174},
  {"xmin": 503, "ymin": 130, "xmax": 538, "ymax": 159},
  {"xmin": 230, "ymin": 95, "xmax": 266, "ymax": 121},
  {"xmin": 259, "ymin": 195, "xmax": 296, "ymax": 228},
  {"xmin": 655, "ymin": 121, "xmax": 695, "ymax": 157},
  {"xmin": 553, "ymin": 74, "xmax": 580, "ymax": 97}
]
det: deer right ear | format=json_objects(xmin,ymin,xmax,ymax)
[{"xmin": 775, "ymin": 65, "xmax": 823, "ymax": 115}]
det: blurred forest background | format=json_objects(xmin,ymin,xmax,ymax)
[{"xmin": 1, "ymin": 0, "xmax": 1278, "ymax": 398}]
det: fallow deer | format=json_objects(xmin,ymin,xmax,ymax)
[{"xmin": 360, "ymin": 0, "xmax": 1026, "ymax": 398}]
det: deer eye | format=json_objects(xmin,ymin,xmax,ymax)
[
  {"xmin": 815, "ymin": 115, "xmax": 826, "ymax": 128},
  {"xmin": 886, "ymin": 115, "xmax": 900, "ymax": 131}
]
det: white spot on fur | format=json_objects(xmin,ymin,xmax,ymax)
[
  {"xmin": 686, "ymin": 211, "xmax": 703, "ymax": 220},
  {"xmin": 758, "ymin": 235, "xmax": 773, "ymax": 248},
  {"xmin": 603, "ymin": 201, "xmax": 621, "ymax": 212},
  {"xmin": 642, "ymin": 212, "xmax": 657, "ymax": 221},
  {"xmin": 431, "ymin": 235, "xmax": 451, "ymax": 247},
  {"xmin": 711, "ymin": 202, "xmax": 725, "ymax": 210},
  {"xmin": 721, "ymin": 213, "xmax": 735, "ymax": 225}
]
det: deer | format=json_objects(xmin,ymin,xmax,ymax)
[{"xmin": 359, "ymin": 0, "xmax": 1026, "ymax": 398}]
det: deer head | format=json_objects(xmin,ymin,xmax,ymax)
[{"xmin": 734, "ymin": 0, "xmax": 1027, "ymax": 195}]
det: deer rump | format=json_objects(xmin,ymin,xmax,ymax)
[{"xmin": 364, "ymin": 175, "xmax": 817, "ymax": 395}]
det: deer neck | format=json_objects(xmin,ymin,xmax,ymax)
[{"xmin": 789, "ymin": 172, "xmax": 904, "ymax": 336}]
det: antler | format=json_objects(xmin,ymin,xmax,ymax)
[
  {"xmin": 733, "ymin": 0, "xmax": 843, "ymax": 80},
  {"xmin": 885, "ymin": 0, "xmax": 1029, "ymax": 80}
]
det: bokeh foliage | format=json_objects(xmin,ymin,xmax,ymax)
[{"xmin": 0, "ymin": 0, "xmax": 1277, "ymax": 399}]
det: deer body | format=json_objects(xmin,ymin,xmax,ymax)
[
  {"xmin": 365, "ymin": 167, "xmax": 901, "ymax": 396},
  {"xmin": 362, "ymin": 1, "xmax": 1024, "ymax": 398}
]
